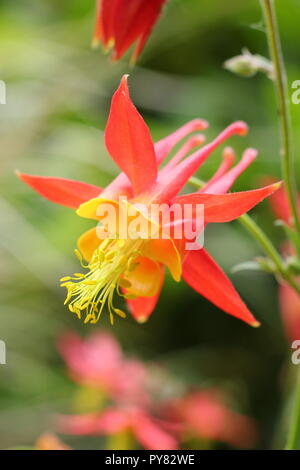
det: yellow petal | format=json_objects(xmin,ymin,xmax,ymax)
[
  {"xmin": 77, "ymin": 198, "xmax": 160, "ymax": 239},
  {"xmin": 125, "ymin": 256, "xmax": 163, "ymax": 297},
  {"xmin": 77, "ymin": 228, "xmax": 100, "ymax": 262},
  {"xmin": 76, "ymin": 198, "xmax": 119, "ymax": 220},
  {"xmin": 142, "ymin": 238, "xmax": 181, "ymax": 282}
]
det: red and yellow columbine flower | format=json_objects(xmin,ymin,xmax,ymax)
[
  {"xmin": 18, "ymin": 76, "xmax": 280, "ymax": 327},
  {"xmin": 93, "ymin": 0, "xmax": 167, "ymax": 62}
]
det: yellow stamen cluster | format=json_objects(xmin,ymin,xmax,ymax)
[{"xmin": 60, "ymin": 238, "xmax": 143, "ymax": 325}]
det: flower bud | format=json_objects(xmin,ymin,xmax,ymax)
[{"xmin": 224, "ymin": 49, "xmax": 274, "ymax": 80}]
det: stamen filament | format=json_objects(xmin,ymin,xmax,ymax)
[{"xmin": 61, "ymin": 238, "xmax": 143, "ymax": 325}]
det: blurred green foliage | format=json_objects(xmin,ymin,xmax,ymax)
[{"xmin": 0, "ymin": 0, "xmax": 300, "ymax": 449}]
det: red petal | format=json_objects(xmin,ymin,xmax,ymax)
[
  {"xmin": 113, "ymin": 0, "xmax": 166, "ymax": 60},
  {"xmin": 203, "ymin": 148, "xmax": 257, "ymax": 195},
  {"xmin": 130, "ymin": 1, "xmax": 167, "ymax": 64},
  {"xmin": 17, "ymin": 172, "xmax": 102, "ymax": 209},
  {"xmin": 155, "ymin": 121, "xmax": 248, "ymax": 203},
  {"xmin": 155, "ymin": 119, "xmax": 208, "ymax": 165},
  {"xmin": 202, "ymin": 146, "xmax": 235, "ymax": 191},
  {"xmin": 124, "ymin": 269, "xmax": 164, "ymax": 323},
  {"xmin": 102, "ymin": 119, "xmax": 208, "ymax": 199},
  {"xmin": 175, "ymin": 182, "xmax": 281, "ymax": 224},
  {"xmin": 94, "ymin": 0, "xmax": 118, "ymax": 45},
  {"xmin": 182, "ymin": 249, "xmax": 259, "ymax": 326},
  {"xmin": 162, "ymin": 134, "xmax": 206, "ymax": 171},
  {"xmin": 105, "ymin": 75, "xmax": 157, "ymax": 195}
]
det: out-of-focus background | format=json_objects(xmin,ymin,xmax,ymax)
[{"xmin": 0, "ymin": 0, "xmax": 300, "ymax": 450}]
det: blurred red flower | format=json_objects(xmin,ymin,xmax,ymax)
[
  {"xmin": 279, "ymin": 279, "xmax": 300, "ymax": 343},
  {"xmin": 93, "ymin": 0, "xmax": 167, "ymax": 62},
  {"xmin": 268, "ymin": 183, "xmax": 300, "ymax": 342},
  {"xmin": 163, "ymin": 389, "xmax": 257, "ymax": 448}
]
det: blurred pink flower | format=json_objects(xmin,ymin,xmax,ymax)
[
  {"xmin": 58, "ymin": 332, "xmax": 149, "ymax": 405},
  {"xmin": 57, "ymin": 331, "xmax": 179, "ymax": 449},
  {"xmin": 57, "ymin": 406, "xmax": 178, "ymax": 450},
  {"xmin": 163, "ymin": 390, "xmax": 257, "ymax": 448}
]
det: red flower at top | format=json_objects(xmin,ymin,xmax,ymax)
[{"xmin": 94, "ymin": 0, "xmax": 167, "ymax": 62}]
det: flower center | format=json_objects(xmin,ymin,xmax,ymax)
[{"xmin": 60, "ymin": 238, "xmax": 144, "ymax": 325}]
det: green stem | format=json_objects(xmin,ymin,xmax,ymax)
[
  {"xmin": 261, "ymin": 0, "xmax": 300, "ymax": 450},
  {"xmin": 189, "ymin": 176, "xmax": 300, "ymax": 296},
  {"xmin": 261, "ymin": 0, "xmax": 300, "ymax": 236},
  {"xmin": 238, "ymin": 213, "xmax": 285, "ymax": 277},
  {"xmin": 239, "ymin": 214, "xmax": 300, "ymax": 296},
  {"xmin": 286, "ymin": 368, "xmax": 300, "ymax": 450}
]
